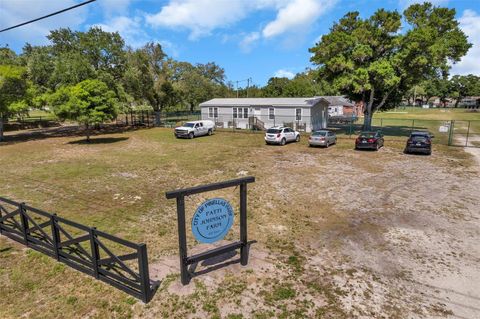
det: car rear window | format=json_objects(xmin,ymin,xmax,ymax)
[
  {"xmin": 267, "ymin": 129, "xmax": 281, "ymax": 134},
  {"xmin": 411, "ymin": 135, "xmax": 427, "ymax": 142},
  {"xmin": 359, "ymin": 132, "xmax": 375, "ymax": 138},
  {"xmin": 312, "ymin": 131, "xmax": 327, "ymax": 136}
]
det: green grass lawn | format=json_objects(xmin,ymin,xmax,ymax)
[
  {"xmin": 374, "ymin": 106, "xmax": 480, "ymax": 121},
  {"xmin": 0, "ymin": 127, "xmax": 476, "ymax": 318}
]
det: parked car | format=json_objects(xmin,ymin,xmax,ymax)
[
  {"xmin": 409, "ymin": 131, "xmax": 435, "ymax": 139},
  {"xmin": 355, "ymin": 131, "xmax": 384, "ymax": 151},
  {"xmin": 265, "ymin": 127, "xmax": 300, "ymax": 145},
  {"xmin": 308, "ymin": 130, "xmax": 336, "ymax": 147},
  {"xmin": 174, "ymin": 120, "xmax": 215, "ymax": 139},
  {"xmin": 404, "ymin": 131, "xmax": 432, "ymax": 155}
]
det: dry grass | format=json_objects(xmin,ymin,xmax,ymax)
[{"xmin": 1, "ymin": 128, "xmax": 479, "ymax": 318}]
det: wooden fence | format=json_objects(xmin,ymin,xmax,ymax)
[{"xmin": 0, "ymin": 197, "xmax": 159, "ymax": 303}]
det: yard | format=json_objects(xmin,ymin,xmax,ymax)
[{"xmin": 1, "ymin": 127, "xmax": 479, "ymax": 318}]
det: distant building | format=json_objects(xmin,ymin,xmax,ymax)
[
  {"xmin": 458, "ymin": 97, "xmax": 480, "ymax": 109},
  {"xmin": 324, "ymin": 96, "xmax": 363, "ymax": 117}
]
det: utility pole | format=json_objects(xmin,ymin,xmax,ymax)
[{"xmin": 235, "ymin": 78, "xmax": 252, "ymax": 98}]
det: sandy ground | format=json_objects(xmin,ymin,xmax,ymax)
[{"xmin": 147, "ymin": 140, "xmax": 480, "ymax": 318}]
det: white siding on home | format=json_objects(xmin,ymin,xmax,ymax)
[{"xmin": 200, "ymin": 98, "xmax": 329, "ymax": 132}]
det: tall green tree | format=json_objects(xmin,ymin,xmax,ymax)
[
  {"xmin": 310, "ymin": 2, "xmax": 471, "ymax": 129},
  {"xmin": 263, "ymin": 77, "xmax": 291, "ymax": 97},
  {"xmin": 0, "ymin": 65, "xmax": 29, "ymax": 141},
  {"xmin": 49, "ymin": 79, "xmax": 117, "ymax": 142},
  {"xmin": 123, "ymin": 43, "xmax": 173, "ymax": 125},
  {"xmin": 0, "ymin": 47, "xmax": 19, "ymax": 65},
  {"xmin": 450, "ymin": 75, "xmax": 480, "ymax": 107},
  {"xmin": 168, "ymin": 60, "xmax": 226, "ymax": 112}
]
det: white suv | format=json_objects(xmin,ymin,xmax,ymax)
[{"xmin": 265, "ymin": 127, "xmax": 300, "ymax": 146}]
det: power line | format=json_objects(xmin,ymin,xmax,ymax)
[{"xmin": 0, "ymin": 0, "xmax": 97, "ymax": 33}]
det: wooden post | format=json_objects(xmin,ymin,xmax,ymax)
[
  {"xmin": 50, "ymin": 214, "xmax": 61, "ymax": 261},
  {"xmin": 240, "ymin": 183, "xmax": 248, "ymax": 266},
  {"xmin": 138, "ymin": 244, "xmax": 151, "ymax": 303},
  {"xmin": 176, "ymin": 196, "xmax": 189, "ymax": 285},
  {"xmin": 19, "ymin": 203, "xmax": 29, "ymax": 245},
  {"xmin": 89, "ymin": 227, "xmax": 100, "ymax": 279}
]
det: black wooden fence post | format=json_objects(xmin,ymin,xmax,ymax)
[
  {"xmin": 176, "ymin": 195, "xmax": 189, "ymax": 285},
  {"xmin": 138, "ymin": 243, "xmax": 151, "ymax": 303},
  {"xmin": 50, "ymin": 214, "xmax": 61, "ymax": 261},
  {"xmin": 89, "ymin": 227, "xmax": 100, "ymax": 279},
  {"xmin": 240, "ymin": 183, "xmax": 248, "ymax": 266},
  {"xmin": 0, "ymin": 204, "xmax": 3, "ymax": 235},
  {"xmin": 19, "ymin": 203, "xmax": 29, "ymax": 245}
]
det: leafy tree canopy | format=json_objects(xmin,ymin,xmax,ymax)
[
  {"xmin": 49, "ymin": 79, "xmax": 117, "ymax": 141},
  {"xmin": 0, "ymin": 64, "xmax": 29, "ymax": 140},
  {"xmin": 310, "ymin": 2, "xmax": 471, "ymax": 128}
]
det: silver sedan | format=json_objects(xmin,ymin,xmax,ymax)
[{"xmin": 308, "ymin": 130, "xmax": 336, "ymax": 147}]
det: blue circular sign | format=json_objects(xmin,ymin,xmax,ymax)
[{"xmin": 192, "ymin": 198, "xmax": 234, "ymax": 243}]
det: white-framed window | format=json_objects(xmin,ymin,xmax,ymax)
[
  {"xmin": 269, "ymin": 108, "xmax": 275, "ymax": 120},
  {"xmin": 209, "ymin": 107, "xmax": 218, "ymax": 118},
  {"xmin": 244, "ymin": 108, "xmax": 248, "ymax": 118},
  {"xmin": 295, "ymin": 108, "xmax": 302, "ymax": 121},
  {"xmin": 233, "ymin": 107, "xmax": 238, "ymax": 119}
]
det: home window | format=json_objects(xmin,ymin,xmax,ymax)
[
  {"xmin": 208, "ymin": 107, "xmax": 213, "ymax": 118},
  {"xmin": 244, "ymin": 108, "xmax": 248, "ymax": 118},
  {"xmin": 233, "ymin": 108, "xmax": 237, "ymax": 119},
  {"xmin": 238, "ymin": 108, "xmax": 243, "ymax": 119},
  {"xmin": 214, "ymin": 107, "xmax": 218, "ymax": 118},
  {"xmin": 269, "ymin": 108, "xmax": 275, "ymax": 120},
  {"xmin": 296, "ymin": 108, "xmax": 302, "ymax": 121}
]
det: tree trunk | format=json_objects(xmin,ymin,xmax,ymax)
[
  {"xmin": 86, "ymin": 123, "xmax": 90, "ymax": 143},
  {"xmin": 454, "ymin": 98, "xmax": 460, "ymax": 108},
  {"xmin": 154, "ymin": 111, "xmax": 161, "ymax": 127},
  {"xmin": 363, "ymin": 89, "xmax": 375, "ymax": 130},
  {"xmin": 0, "ymin": 117, "xmax": 4, "ymax": 142}
]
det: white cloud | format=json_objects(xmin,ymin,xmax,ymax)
[
  {"xmin": 274, "ymin": 69, "xmax": 295, "ymax": 78},
  {"xmin": 239, "ymin": 32, "xmax": 261, "ymax": 52},
  {"xmin": 145, "ymin": 0, "xmax": 254, "ymax": 40},
  {"xmin": 145, "ymin": 0, "xmax": 336, "ymax": 44},
  {"xmin": 262, "ymin": 0, "xmax": 337, "ymax": 38},
  {"xmin": 93, "ymin": 16, "xmax": 180, "ymax": 56},
  {"xmin": 93, "ymin": 16, "xmax": 149, "ymax": 48},
  {"xmin": 450, "ymin": 9, "xmax": 480, "ymax": 76},
  {"xmin": 0, "ymin": 0, "xmax": 89, "ymax": 49}
]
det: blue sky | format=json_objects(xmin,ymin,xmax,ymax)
[{"xmin": 1, "ymin": 0, "xmax": 479, "ymax": 87}]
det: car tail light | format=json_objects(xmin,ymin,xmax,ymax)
[
  {"xmin": 277, "ymin": 133, "xmax": 281, "ymax": 138},
  {"xmin": 425, "ymin": 139, "xmax": 431, "ymax": 144},
  {"xmin": 368, "ymin": 138, "xmax": 375, "ymax": 143},
  {"xmin": 355, "ymin": 138, "xmax": 360, "ymax": 143},
  {"xmin": 320, "ymin": 137, "xmax": 325, "ymax": 141}
]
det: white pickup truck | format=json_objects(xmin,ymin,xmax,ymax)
[{"xmin": 174, "ymin": 120, "xmax": 215, "ymax": 139}]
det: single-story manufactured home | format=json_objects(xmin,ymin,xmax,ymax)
[{"xmin": 199, "ymin": 97, "xmax": 331, "ymax": 132}]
